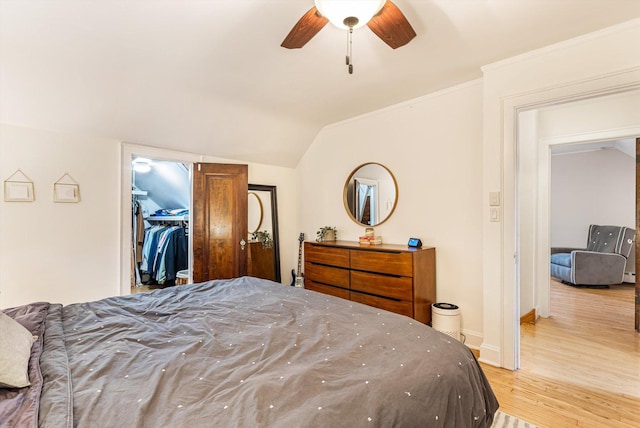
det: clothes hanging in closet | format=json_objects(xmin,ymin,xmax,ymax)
[
  {"xmin": 134, "ymin": 201, "xmax": 145, "ymax": 263},
  {"xmin": 140, "ymin": 225, "xmax": 188, "ymax": 285}
]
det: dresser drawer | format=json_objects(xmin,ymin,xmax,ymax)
[
  {"xmin": 305, "ymin": 262, "xmax": 350, "ymax": 288},
  {"xmin": 301, "ymin": 241, "xmax": 435, "ymax": 324},
  {"xmin": 350, "ymin": 271, "xmax": 413, "ymax": 301},
  {"xmin": 305, "ymin": 281, "xmax": 350, "ymax": 300},
  {"xmin": 350, "ymin": 291, "xmax": 413, "ymax": 318},
  {"xmin": 305, "ymin": 243, "xmax": 350, "ymax": 268},
  {"xmin": 350, "ymin": 250, "xmax": 413, "ymax": 276}
]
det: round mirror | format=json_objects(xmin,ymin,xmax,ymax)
[
  {"xmin": 247, "ymin": 192, "xmax": 263, "ymax": 234},
  {"xmin": 343, "ymin": 163, "xmax": 398, "ymax": 226}
]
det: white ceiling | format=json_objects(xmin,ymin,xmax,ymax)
[{"xmin": 2, "ymin": 1, "xmax": 640, "ymax": 167}]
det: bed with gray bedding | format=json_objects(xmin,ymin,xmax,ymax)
[{"xmin": 2, "ymin": 276, "xmax": 498, "ymax": 427}]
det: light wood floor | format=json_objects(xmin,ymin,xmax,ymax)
[
  {"xmin": 131, "ymin": 283, "xmax": 165, "ymax": 294},
  {"xmin": 481, "ymin": 279, "xmax": 640, "ymax": 427}
]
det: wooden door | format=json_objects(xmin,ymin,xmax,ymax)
[
  {"xmin": 636, "ymin": 138, "xmax": 639, "ymax": 332},
  {"xmin": 192, "ymin": 163, "xmax": 248, "ymax": 282}
]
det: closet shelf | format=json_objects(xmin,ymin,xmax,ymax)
[{"xmin": 145, "ymin": 215, "xmax": 188, "ymax": 222}]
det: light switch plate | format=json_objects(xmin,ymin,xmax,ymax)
[
  {"xmin": 490, "ymin": 207, "xmax": 500, "ymax": 222},
  {"xmin": 489, "ymin": 191, "xmax": 500, "ymax": 206}
]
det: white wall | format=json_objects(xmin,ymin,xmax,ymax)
[
  {"xmin": 0, "ymin": 124, "xmax": 121, "ymax": 306},
  {"xmin": 551, "ymin": 149, "xmax": 635, "ymax": 247},
  {"xmin": 538, "ymin": 90, "xmax": 640, "ymax": 141},
  {"xmin": 517, "ymin": 110, "xmax": 539, "ymax": 319},
  {"xmin": 1, "ymin": 124, "xmax": 298, "ymax": 309},
  {"xmin": 297, "ymin": 80, "xmax": 486, "ymax": 348},
  {"xmin": 540, "ymin": 89, "xmax": 640, "ymax": 249}
]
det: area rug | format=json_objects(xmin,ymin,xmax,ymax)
[{"xmin": 491, "ymin": 411, "xmax": 539, "ymax": 428}]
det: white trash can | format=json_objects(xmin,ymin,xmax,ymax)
[
  {"xmin": 431, "ymin": 303, "xmax": 461, "ymax": 341},
  {"xmin": 176, "ymin": 270, "xmax": 189, "ymax": 285}
]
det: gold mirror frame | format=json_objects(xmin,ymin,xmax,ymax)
[
  {"xmin": 343, "ymin": 162, "xmax": 398, "ymax": 227},
  {"xmin": 247, "ymin": 191, "xmax": 263, "ymax": 234}
]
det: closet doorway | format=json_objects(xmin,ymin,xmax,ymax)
[
  {"xmin": 131, "ymin": 158, "xmax": 191, "ymax": 289},
  {"xmin": 120, "ymin": 144, "xmax": 250, "ymax": 296}
]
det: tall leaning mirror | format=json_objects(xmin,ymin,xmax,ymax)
[
  {"xmin": 343, "ymin": 163, "xmax": 398, "ymax": 226},
  {"xmin": 247, "ymin": 184, "xmax": 281, "ymax": 282}
]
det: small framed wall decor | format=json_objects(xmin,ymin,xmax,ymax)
[
  {"xmin": 3, "ymin": 169, "xmax": 35, "ymax": 202},
  {"xmin": 53, "ymin": 173, "xmax": 80, "ymax": 203}
]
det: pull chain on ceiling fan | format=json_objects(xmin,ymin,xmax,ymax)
[
  {"xmin": 344, "ymin": 16, "xmax": 357, "ymax": 74},
  {"xmin": 281, "ymin": 0, "xmax": 416, "ymax": 74}
]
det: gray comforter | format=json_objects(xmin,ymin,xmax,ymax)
[{"xmin": 36, "ymin": 276, "xmax": 497, "ymax": 427}]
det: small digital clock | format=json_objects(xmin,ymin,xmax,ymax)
[{"xmin": 407, "ymin": 238, "xmax": 422, "ymax": 248}]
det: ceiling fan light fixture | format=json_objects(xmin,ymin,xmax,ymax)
[{"xmin": 314, "ymin": 0, "xmax": 386, "ymax": 30}]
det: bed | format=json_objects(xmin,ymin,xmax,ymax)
[{"xmin": 1, "ymin": 276, "xmax": 498, "ymax": 427}]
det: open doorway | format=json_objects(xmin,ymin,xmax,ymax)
[
  {"xmin": 131, "ymin": 157, "xmax": 191, "ymax": 291},
  {"xmin": 546, "ymin": 141, "xmax": 636, "ymax": 325},
  {"xmin": 516, "ymin": 137, "xmax": 638, "ymax": 399},
  {"xmin": 514, "ymin": 90, "xmax": 640, "ymax": 370},
  {"xmin": 119, "ymin": 144, "xmax": 201, "ymax": 296}
]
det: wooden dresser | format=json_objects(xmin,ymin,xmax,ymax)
[{"xmin": 304, "ymin": 241, "xmax": 436, "ymax": 325}]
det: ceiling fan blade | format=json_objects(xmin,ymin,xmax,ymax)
[
  {"xmin": 367, "ymin": 1, "xmax": 416, "ymax": 49},
  {"xmin": 281, "ymin": 7, "xmax": 329, "ymax": 49}
]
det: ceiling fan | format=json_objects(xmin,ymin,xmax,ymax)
[{"xmin": 281, "ymin": 0, "xmax": 416, "ymax": 73}]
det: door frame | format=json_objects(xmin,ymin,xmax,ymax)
[
  {"xmin": 499, "ymin": 73, "xmax": 640, "ymax": 369},
  {"xmin": 119, "ymin": 143, "xmax": 202, "ymax": 296},
  {"xmin": 636, "ymin": 137, "xmax": 640, "ymax": 332}
]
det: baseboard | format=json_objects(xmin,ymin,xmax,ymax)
[
  {"xmin": 459, "ymin": 330, "xmax": 503, "ymax": 367},
  {"xmin": 520, "ymin": 308, "xmax": 536, "ymax": 325},
  {"xmin": 469, "ymin": 348, "xmax": 480, "ymax": 359},
  {"xmin": 458, "ymin": 329, "xmax": 483, "ymax": 359},
  {"xmin": 461, "ymin": 329, "xmax": 483, "ymax": 350},
  {"xmin": 478, "ymin": 343, "xmax": 501, "ymax": 367}
]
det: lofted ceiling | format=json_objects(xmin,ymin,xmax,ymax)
[{"xmin": 1, "ymin": 1, "xmax": 640, "ymax": 168}]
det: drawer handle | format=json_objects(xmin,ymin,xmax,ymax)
[
  {"xmin": 309, "ymin": 261, "xmax": 348, "ymax": 269},
  {"xmin": 311, "ymin": 280, "xmax": 347, "ymax": 289},
  {"xmin": 353, "ymin": 250, "xmax": 402, "ymax": 255},
  {"xmin": 353, "ymin": 270, "xmax": 403, "ymax": 279},
  {"xmin": 352, "ymin": 289, "xmax": 403, "ymax": 302}
]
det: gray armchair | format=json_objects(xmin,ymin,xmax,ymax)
[{"xmin": 550, "ymin": 224, "xmax": 635, "ymax": 287}]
